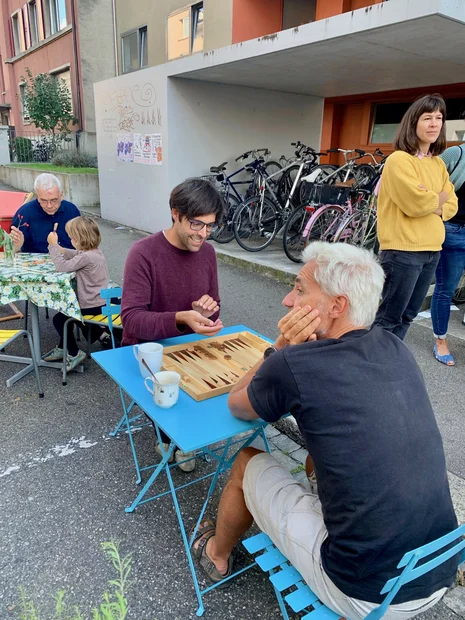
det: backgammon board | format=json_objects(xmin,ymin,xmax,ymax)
[{"xmin": 161, "ymin": 331, "xmax": 270, "ymax": 401}]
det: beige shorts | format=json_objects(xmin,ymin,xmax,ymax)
[{"xmin": 243, "ymin": 452, "xmax": 446, "ymax": 620}]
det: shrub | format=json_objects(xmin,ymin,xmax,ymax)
[
  {"xmin": 51, "ymin": 150, "xmax": 98, "ymax": 168},
  {"xmin": 13, "ymin": 137, "xmax": 34, "ymax": 162}
]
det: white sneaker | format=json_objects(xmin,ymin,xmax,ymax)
[
  {"xmin": 155, "ymin": 442, "xmax": 174, "ymax": 463},
  {"xmin": 44, "ymin": 346, "xmax": 64, "ymax": 362},
  {"xmin": 308, "ymin": 471, "xmax": 318, "ymax": 495},
  {"xmin": 66, "ymin": 349, "xmax": 86, "ymax": 372},
  {"xmin": 175, "ymin": 450, "xmax": 196, "ymax": 473}
]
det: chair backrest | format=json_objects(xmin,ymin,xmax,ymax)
[
  {"xmin": 365, "ymin": 523, "xmax": 465, "ymax": 620},
  {"xmin": 100, "ymin": 287, "xmax": 122, "ymax": 347}
]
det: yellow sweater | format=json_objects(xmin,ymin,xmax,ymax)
[{"xmin": 378, "ymin": 151, "xmax": 458, "ymax": 251}]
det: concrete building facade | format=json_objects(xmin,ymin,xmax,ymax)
[{"xmin": 0, "ymin": 0, "xmax": 116, "ymax": 154}]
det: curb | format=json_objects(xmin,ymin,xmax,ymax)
[{"xmin": 215, "ymin": 251, "xmax": 296, "ymax": 286}]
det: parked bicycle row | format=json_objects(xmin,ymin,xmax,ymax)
[{"xmin": 198, "ymin": 142, "xmax": 385, "ymax": 261}]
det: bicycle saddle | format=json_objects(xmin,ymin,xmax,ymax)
[{"xmin": 210, "ymin": 162, "xmax": 228, "ymax": 173}]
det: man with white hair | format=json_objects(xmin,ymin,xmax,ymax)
[
  {"xmin": 190, "ymin": 242, "xmax": 457, "ymax": 620},
  {"xmin": 10, "ymin": 173, "xmax": 80, "ymax": 253}
]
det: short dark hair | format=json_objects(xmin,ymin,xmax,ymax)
[
  {"xmin": 169, "ymin": 178, "xmax": 224, "ymax": 222},
  {"xmin": 393, "ymin": 94, "xmax": 447, "ymax": 156}
]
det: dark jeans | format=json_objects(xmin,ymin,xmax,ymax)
[
  {"xmin": 431, "ymin": 222, "xmax": 465, "ymax": 337},
  {"xmin": 374, "ymin": 250, "xmax": 440, "ymax": 340},
  {"xmin": 53, "ymin": 306, "xmax": 105, "ymax": 357}
]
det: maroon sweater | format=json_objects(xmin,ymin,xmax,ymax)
[{"xmin": 121, "ymin": 232, "xmax": 220, "ymax": 345}]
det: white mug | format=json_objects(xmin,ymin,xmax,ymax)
[
  {"xmin": 133, "ymin": 342, "xmax": 163, "ymax": 378},
  {"xmin": 144, "ymin": 371, "xmax": 181, "ymax": 409}
]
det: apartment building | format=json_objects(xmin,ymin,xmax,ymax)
[
  {"xmin": 0, "ymin": 0, "xmax": 116, "ymax": 153},
  {"xmin": 94, "ymin": 0, "xmax": 465, "ymax": 231},
  {"xmin": 114, "ymin": 0, "xmax": 318, "ymax": 74}
]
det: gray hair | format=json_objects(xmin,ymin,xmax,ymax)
[
  {"xmin": 301, "ymin": 242, "xmax": 385, "ymax": 327},
  {"xmin": 34, "ymin": 173, "xmax": 62, "ymax": 193}
]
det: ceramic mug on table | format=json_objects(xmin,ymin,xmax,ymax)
[
  {"xmin": 133, "ymin": 342, "xmax": 163, "ymax": 378},
  {"xmin": 144, "ymin": 371, "xmax": 181, "ymax": 408}
]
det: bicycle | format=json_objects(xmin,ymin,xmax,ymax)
[
  {"xmin": 282, "ymin": 183, "xmax": 353, "ymax": 262},
  {"xmin": 206, "ymin": 149, "xmax": 274, "ymax": 244},
  {"xmin": 233, "ymin": 148, "xmax": 323, "ymax": 252},
  {"xmin": 331, "ymin": 169, "xmax": 383, "ymax": 250}
]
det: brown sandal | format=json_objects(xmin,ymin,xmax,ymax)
[
  {"xmin": 190, "ymin": 520, "xmax": 234, "ymax": 584},
  {"xmin": 190, "ymin": 520, "xmax": 216, "ymax": 560}
]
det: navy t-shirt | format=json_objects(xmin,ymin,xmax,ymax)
[
  {"xmin": 11, "ymin": 199, "xmax": 80, "ymax": 253},
  {"xmin": 248, "ymin": 326, "xmax": 458, "ymax": 604}
]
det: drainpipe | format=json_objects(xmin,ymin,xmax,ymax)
[
  {"xmin": 112, "ymin": 0, "xmax": 119, "ymax": 76},
  {"xmin": 70, "ymin": 0, "xmax": 83, "ymax": 137}
]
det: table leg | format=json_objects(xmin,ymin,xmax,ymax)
[
  {"xmin": 125, "ymin": 439, "xmax": 176, "ymax": 513},
  {"xmin": 29, "ymin": 302, "xmax": 42, "ymax": 362}
]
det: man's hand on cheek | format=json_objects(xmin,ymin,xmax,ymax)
[{"xmin": 276, "ymin": 305, "xmax": 320, "ymax": 348}]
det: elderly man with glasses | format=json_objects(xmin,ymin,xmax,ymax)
[
  {"xmin": 121, "ymin": 178, "xmax": 225, "ymax": 472},
  {"xmin": 10, "ymin": 173, "xmax": 80, "ymax": 253}
]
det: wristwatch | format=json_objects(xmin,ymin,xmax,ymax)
[{"xmin": 263, "ymin": 345, "xmax": 278, "ymax": 359}]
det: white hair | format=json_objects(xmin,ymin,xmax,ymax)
[
  {"xmin": 34, "ymin": 173, "xmax": 62, "ymax": 193},
  {"xmin": 301, "ymin": 242, "xmax": 385, "ymax": 327}
]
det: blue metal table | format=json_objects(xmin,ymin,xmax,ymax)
[{"xmin": 92, "ymin": 325, "xmax": 271, "ymax": 616}]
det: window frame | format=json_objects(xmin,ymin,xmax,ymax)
[
  {"xmin": 28, "ymin": 0, "xmax": 39, "ymax": 47},
  {"xmin": 11, "ymin": 11, "xmax": 22, "ymax": 56},
  {"xmin": 369, "ymin": 98, "xmax": 465, "ymax": 146},
  {"xmin": 19, "ymin": 82, "xmax": 31, "ymax": 124},
  {"xmin": 121, "ymin": 25, "xmax": 148, "ymax": 74},
  {"xmin": 167, "ymin": 1, "xmax": 204, "ymax": 62}
]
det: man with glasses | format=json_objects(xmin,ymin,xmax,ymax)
[
  {"xmin": 121, "ymin": 178, "xmax": 225, "ymax": 472},
  {"xmin": 10, "ymin": 173, "xmax": 80, "ymax": 253}
]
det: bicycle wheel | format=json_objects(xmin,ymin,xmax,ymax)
[
  {"xmin": 283, "ymin": 204, "xmax": 314, "ymax": 263},
  {"xmin": 209, "ymin": 194, "xmax": 240, "ymax": 244},
  {"xmin": 353, "ymin": 164, "xmax": 377, "ymax": 187},
  {"xmin": 333, "ymin": 210, "xmax": 373, "ymax": 248},
  {"xmin": 303, "ymin": 205, "xmax": 345, "ymax": 245},
  {"xmin": 233, "ymin": 196, "xmax": 279, "ymax": 252},
  {"xmin": 264, "ymin": 160, "xmax": 283, "ymax": 185},
  {"xmin": 276, "ymin": 164, "xmax": 301, "ymax": 207},
  {"xmin": 453, "ymin": 272, "xmax": 465, "ymax": 305}
]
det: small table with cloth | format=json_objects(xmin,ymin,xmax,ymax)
[{"xmin": 0, "ymin": 252, "xmax": 81, "ymax": 385}]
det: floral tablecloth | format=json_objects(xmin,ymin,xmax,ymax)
[{"xmin": 0, "ymin": 252, "xmax": 81, "ymax": 320}]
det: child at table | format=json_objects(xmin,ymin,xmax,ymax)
[{"xmin": 45, "ymin": 216, "xmax": 110, "ymax": 372}]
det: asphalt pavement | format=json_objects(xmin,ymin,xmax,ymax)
[{"xmin": 1, "ymin": 215, "xmax": 465, "ymax": 619}]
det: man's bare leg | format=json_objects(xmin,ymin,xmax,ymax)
[
  {"xmin": 305, "ymin": 454, "xmax": 315, "ymax": 477},
  {"xmin": 194, "ymin": 447, "xmax": 263, "ymax": 574}
]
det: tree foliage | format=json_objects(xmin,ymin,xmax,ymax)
[{"xmin": 20, "ymin": 67, "xmax": 77, "ymax": 136}]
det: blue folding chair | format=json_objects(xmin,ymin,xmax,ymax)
[
  {"xmin": 244, "ymin": 523, "xmax": 465, "ymax": 620},
  {"xmin": 62, "ymin": 287, "xmax": 123, "ymax": 385}
]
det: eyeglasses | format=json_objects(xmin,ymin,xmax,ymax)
[
  {"xmin": 38, "ymin": 198, "xmax": 60, "ymax": 206},
  {"xmin": 188, "ymin": 219, "xmax": 219, "ymax": 232}
]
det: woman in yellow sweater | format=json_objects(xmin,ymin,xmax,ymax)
[{"xmin": 374, "ymin": 94, "xmax": 458, "ymax": 340}]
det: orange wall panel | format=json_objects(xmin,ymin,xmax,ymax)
[
  {"xmin": 232, "ymin": 0, "xmax": 283, "ymax": 44},
  {"xmin": 316, "ymin": 0, "xmax": 350, "ymax": 20},
  {"xmin": 316, "ymin": 0, "xmax": 381, "ymax": 20},
  {"xmin": 350, "ymin": 0, "xmax": 383, "ymax": 9}
]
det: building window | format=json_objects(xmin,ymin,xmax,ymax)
[
  {"xmin": 370, "ymin": 97, "xmax": 465, "ymax": 144},
  {"xmin": 121, "ymin": 26, "xmax": 147, "ymax": 74},
  {"xmin": 19, "ymin": 83, "xmax": 30, "ymax": 124},
  {"xmin": 52, "ymin": 67, "xmax": 73, "ymax": 111},
  {"xmin": 167, "ymin": 2, "xmax": 204, "ymax": 61},
  {"xmin": 42, "ymin": 0, "xmax": 67, "ymax": 38},
  {"xmin": 11, "ymin": 12, "xmax": 22, "ymax": 56},
  {"xmin": 192, "ymin": 3, "xmax": 204, "ymax": 54},
  {"xmin": 28, "ymin": 1, "xmax": 39, "ymax": 46}
]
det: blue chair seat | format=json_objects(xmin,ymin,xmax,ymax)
[{"xmin": 243, "ymin": 523, "xmax": 465, "ymax": 620}]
